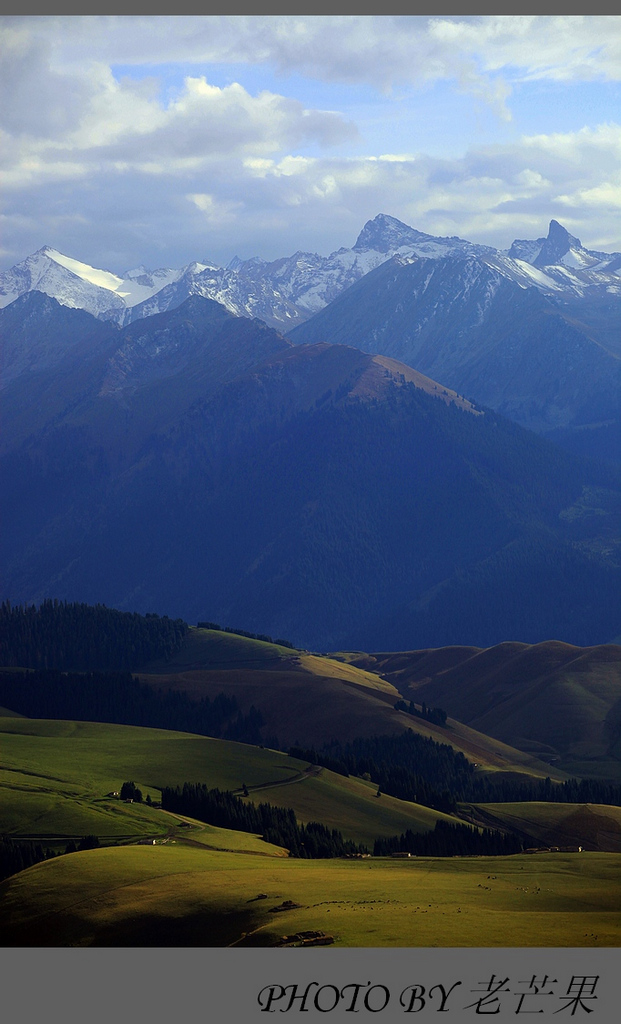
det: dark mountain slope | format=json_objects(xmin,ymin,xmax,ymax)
[
  {"xmin": 0, "ymin": 290, "xmax": 118, "ymax": 389},
  {"xmin": 0, "ymin": 293, "xmax": 122, "ymax": 454},
  {"xmin": 289, "ymin": 254, "xmax": 621, "ymax": 456},
  {"xmin": 360, "ymin": 532, "xmax": 621, "ymax": 654},
  {"xmin": 1, "ymin": 293, "xmax": 293, "ymax": 458},
  {"xmin": 2, "ymin": 294, "xmax": 620, "ymax": 650},
  {"xmin": 0, "ymin": 294, "xmax": 293, "ymax": 558}
]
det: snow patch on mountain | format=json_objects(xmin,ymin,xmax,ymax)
[
  {"xmin": 501, "ymin": 258, "xmax": 565, "ymax": 292},
  {"xmin": 45, "ymin": 249, "xmax": 128, "ymax": 293}
]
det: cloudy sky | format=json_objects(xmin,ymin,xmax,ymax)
[{"xmin": 1, "ymin": 14, "xmax": 620, "ymax": 272}]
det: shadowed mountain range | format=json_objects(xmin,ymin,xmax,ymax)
[
  {"xmin": 290, "ymin": 229, "xmax": 621, "ymax": 461},
  {"xmin": 2, "ymin": 292, "xmax": 620, "ymax": 651}
]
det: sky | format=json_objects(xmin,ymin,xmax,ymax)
[{"xmin": 1, "ymin": 14, "xmax": 621, "ymax": 273}]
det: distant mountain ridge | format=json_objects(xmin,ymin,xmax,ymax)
[
  {"xmin": 290, "ymin": 253, "xmax": 621, "ymax": 420},
  {"xmin": 2, "ymin": 215, "xmax": 619, "ymax": 332},
  {"xmin": 3, "ymin": 218, "xmax": 620, "ymax": 465},
  {"xmin": 289, "ymin": 222, "xmax": 621, "ymax": 459}
]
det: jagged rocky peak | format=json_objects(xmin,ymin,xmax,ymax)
[
  {"xmin": 227, "ymin": 255, "xmax": 266, "ymax": 270},
  {"xmin": 507, "ymin": 234, "xmax": 546, "ymax": 263},
  {"xmin": 508, "ymin": 220, "xmax": 583, "ymax": 267},
  {"xmin": 353, "ymin": 214, "xmax": 432, "ymax": 252},
  {"xmin": 15, "ymin": 245, "xmax": 63, "ymax": 263},
  {"xmin": 11, "ymin": 244, "xmax": 64, "ymax": 270},
  {"xmin": 534, "ymin": 220, "xmax": 582, "ymax": 267},
  {"xmin": 196, "ymin": 256, "xmax": 224, "ymax": 270}
]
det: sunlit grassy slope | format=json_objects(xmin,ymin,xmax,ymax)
[
  {"xmin": 144, "ymin": 626, "xmax": 300, "ymax": 672},
  {"xmin": 0, "ymin": 718, "xmax": 454, "ymax": 846},
  {"xmin": 140, "ymin": 629, "xmax": 565, "ymax": 779},
  {"xmin": 1, "ymin": 844, "xmax": 619, "ymax": 947}
]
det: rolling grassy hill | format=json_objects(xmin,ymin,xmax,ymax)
[
  {"xmin": 1, "ymin": 843, "xmax": 619, "ymax": 947},
  {"xmin": 2, "ymin": 653, "xmax": 621, "ymax": 947},
  {"xmin": 465, "ymin": 801, "xmax": 621, "ymax": 852},
  {"xmin": 142, "ymin": 626, "xmax": 301, "ymax": 672},
  {"xmin": 138, "ymin": 628, "xmax": 566, "ymax": 780},
  {"xmin": 352, "ymin": 641, "xmax": 621, "ymax": 778},
  {"xmin": 0, "ymin": 717, "xmax": 458, "ymax": 848},
  {"xmin": 3, "ymin": 617, "xmax": 621, "ymax": 948}
]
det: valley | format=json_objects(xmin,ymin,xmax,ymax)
[
  {"xmin": 3, "ymin": 14, "xmax": 621, "ymax": 1003},
  {"xmin": 1, "ymin": 612, "xmax": 621, "ymax": 947},
  {"xmin": 1, "ymin": 214, "xmax": 620, "ymax": 950}
]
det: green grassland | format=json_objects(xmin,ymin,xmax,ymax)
[
  {"xmin": 232, "ymin": 766, "xmax": 456, "ymax": 849},
  {"xmin": 3, "ymin": 630, "xmax": 619, "ymax": 949},
  {"xmin": 3, "ymin": 713, "xmax": 621, "ymax": 949},
  {"xmin": 0, "ymin": 718, "xmax": 455, "ymax": 847},
  {"xmin": 1, "ymin": 844, "xmax": 619, "ymax": 947}
]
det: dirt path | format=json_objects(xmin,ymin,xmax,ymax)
[{"xmin": 233, "ymin": 764, "xmax": 323, "ymax": 796}]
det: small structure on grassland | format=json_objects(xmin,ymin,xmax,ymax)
[
  {"xmin": 269, "ymin": 900, "xmax": 302, "ymax": 913},
  {"xmin": 525, "ymin": 845, "xmax": 583, "ymax": 854},
  {"xmin": 275, "ymin": 931, "xmax": 335, "ymax": 947}
]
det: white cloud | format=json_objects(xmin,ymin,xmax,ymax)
[
  {"xmin": 187, "ymin": 193, "xmax": 243, "ymax": 223},
  {"xmin": 1, "ymin": 16, "xmax": 620, "ymax": 269},
  {"xmin": 522, "ymin": 122, "xmax": 621, "ymax": 160},
  {"xmin": 3, "ymin": 120, "xmax": 621, "ymax": 268},
  {"xmin": 556, "ymin": 180, "xmax": 621, "ymax": 210},
  {"xmin": 515, "ymin": 169, "xmax": 550, "ymax": 190},
  {"xmin": 0, "ymin": 54, "xmax": 357, "ymax": 192},
  {"xmin": 426, "ymin": 14, "xmax": 621, "ymax": 82},
  {"xmin": 0, "ymin": 23, "xmax": 96, "ymax": 139},
  {"xmin": 10, "ymin": 15, "xmax": 621, "ymax": 104}
]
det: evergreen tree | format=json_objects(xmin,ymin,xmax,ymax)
[{"xmin": 120, "ymin": 781, "xmax": 142, "ymax": 802}]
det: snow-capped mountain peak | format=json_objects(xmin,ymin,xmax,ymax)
[
  {"xmin": 2, "ymin": 215, "xmax": 620, "ymax": 329},
  {"xmin": 499, "ymin": 219, "xmax": 621, "ymax": 297},
  {"xmin": 508, "ymin": 219, "xmax": 614, "ymax": 270},
  {"xmin": 352, "ymin": 213, "xmax": 496, "ymax": 262},
  {"xmin": 0, "ymin": 246, "xmax": 182, "ymax": 318},
  {"xmin": 43, "ymin": 247, "xmax": 128, "ymax": 292}
]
